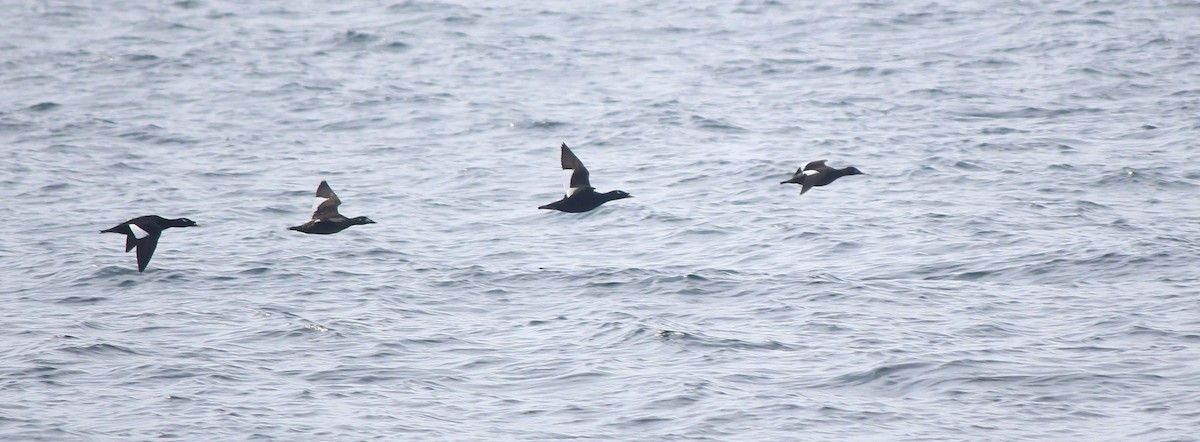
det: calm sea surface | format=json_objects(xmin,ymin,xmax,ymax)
[{"xmin": 3, "ymin": 0, "xmax": 1200, "ymax": 440}]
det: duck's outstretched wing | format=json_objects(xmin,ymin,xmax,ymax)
[
  {"xmin": 802, "ymin": 159, "xmax": 828, "ymax": 172},
  {"xmin": 799, "ymin": 179, "xmax": 817, "ymax": 195},
  {"xmin": 311, "ymin": 181, "xmax": 343, "ymax": 219},
  {"xmin": 135, "ymin": 232, "xmax": 161, "ymax": 273},
  {"xmin": 560, "ymin": 143, "xmax": 591, "ymax": 196}
]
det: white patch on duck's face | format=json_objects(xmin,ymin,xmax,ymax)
[{"xmin": 129, "ymin": 223, "xmax": 150, "ymax": 239}]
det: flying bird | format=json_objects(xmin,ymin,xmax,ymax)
[
  {"xmin": 288, "ymin": 181, "xmax": 376, "ymax": 234},
  {"xmin": 538, "ymin": 143, "xmax": 632, "ymax": 213},
  {"xmin": 781, "ymin": 159, "xmax": 863, "ymax": 195},
  {"xmin": 101, "ymin": 215, "xmax": 198, "ymax": 272}
]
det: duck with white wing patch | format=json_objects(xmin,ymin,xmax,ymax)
[
  {"xmin": 100, "ymin": 215, "xmax": 198, "ymax": 272},
  {"xmin": 289, "ymin": 180, "xmax": 376, "ymax": 234},
  {"xmin": 538, "ymin": 143, "xmax": 632, "ymax": 213},
  {"xmin": 780, "ymin": 159, "xmax": 863, "ymax": 195}
]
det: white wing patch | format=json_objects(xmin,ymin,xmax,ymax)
[
  {"xmin": 802, "ymin": 169, "xmax": 819, "ymax": 176},
  {"xmin": 129, "ymin": 223, "xmax": 150, "ymax": 239},
  {"xmin": 562, "ymin": 169, "xmax": 577, "ymax": 196}
]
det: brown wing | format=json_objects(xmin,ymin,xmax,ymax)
[{"xmin": 311, "ymin": 181, "xmax": 342, "ymax": 219}]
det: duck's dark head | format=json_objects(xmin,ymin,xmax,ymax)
[
  {"xmin": 351, "ymin": 216, "xmax": 376, "ymax": 225},
  {"xmin": 842, "ymin": 166, "xmax": 864, "ymax": 176},
  {"xmin": 604, "ymin": 190, "xmax": 633, "ymax": 201},
  {"xmin": 170, "ymin": 218, "xmax": 199, "ymax": 228}
]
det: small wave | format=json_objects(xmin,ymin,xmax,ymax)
[
  {"xmin": 656, "ymin": 329, "xmax": 793, "ymax": 351},
  {"xmin": 383, "ymin": 41, "xmax": 411, "ymax": 51},
  {"xmin": 334, "ymin": 30, "xmax": 379, "ymax": 45},
  {"xmin": 510, "ymin": 119, "xmax": 570, "ymax": 130},
  {"xmin": 89, "ymin": 265, "xmax": 142, "ymax": 279},
  {"xmin": 25, "ymin": 102, "xmax": 61, "ymax": 112},
  {"xmin": 689, "ymin": 115, "xmax": 745, "ymax": 132},
  {"xmin": 387, "ymin": 0, "xmax": 464, "ymax": 13},
  {"xmin": 655, "ymin": 26, "xmax": 699, "ymax": 34},
  {"xmin": 319, "ymin": 117, "xmax": 389, "ymax": 131},
  {"xmin": 12, "ymin": 365, "xmax": 87, "ymax": 380},
  {"xmin": 956, "ymin": 58, "xmax": 1019, "ymax": 69},
  {"xmin": 172, "ymin": 0, "xmax": 202, "ymax": 9},
  {"xmin": 817, "ymin": 361, "xmax": 936, "ymax": 392},
  {"xmin": 124, "ymin": 54, "xmax": 160, "ymax": 62},
  {"xmin": 106, "ymin": 162, "xmax": 145, "ymax": 171},
  {"xmin": 55, "ymin": 296, "xmax": 108, "ymax": 304},
  {"xmin": 980, "ymin": 126, "xmax": 1026, "ymax": 135},
  {"xmin": 61, "ymin": 343, "xmax": 140, "ymax": 356},
  {"xmin": 956, "ymin": 107, "xmax": 1102, "ymax": 119}
]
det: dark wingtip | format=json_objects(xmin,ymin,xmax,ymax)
[{"xmin": 315, "ymin": 180, "xmax": 335, "ymax": 198}]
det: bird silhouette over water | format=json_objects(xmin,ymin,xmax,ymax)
[
  {"xmin": 538, "ymin": 143, "xmax": 632, "ymax": 213},
  {"xmin": 289, "ymin": 181, "xmax": 375, "ymax": 234},
  {"xmin": 101, "ymin": 215, "xmax": 198, "ymax": 272},
  {"xmin": 780, "ymin": 159, "xmax": 863, "ymax": 195}
]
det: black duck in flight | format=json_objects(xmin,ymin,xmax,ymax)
[{"xmin": 538, "ymin": 143, "xmax": 632, "ymax": 213}]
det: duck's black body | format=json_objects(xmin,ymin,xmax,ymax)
[
  {"xmin": 539, "ymin": 143, "xmax": 632, "ymax": 213},
  {"xmin": 780, "ymin": 159, "xmax": 863, "ymax": 195},
  {"xmin": 539, "ymin": 188, "xmax": 632, "ymax": 213},
  {"xmin": 289, "ymin": 181, "xmax": 375, "ymax": 234},
  {"xmin": 101, "ymin": 215, "xmax": 197, "ymax": 272}
]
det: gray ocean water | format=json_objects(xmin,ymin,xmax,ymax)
[{"xmin": 3, "ymin": 0, "xmax": 1200, "ymax": 439}]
